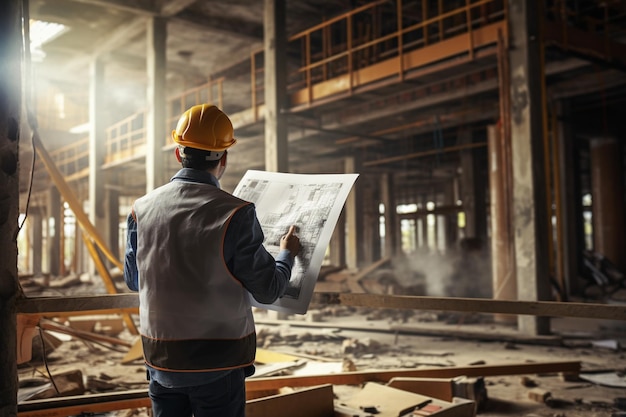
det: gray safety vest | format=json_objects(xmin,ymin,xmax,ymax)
[{"xmin": 132, "ymin": 180, "xmax": 255, "ymax": 371}]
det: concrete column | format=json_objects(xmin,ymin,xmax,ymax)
[
  {"xmin": 88, "ymin": 57, "xmax": 106, "ymax": 276},
  {"xmin": 363, "ymin": 182, "xmax": 377, "ymax": 265},
  {"xmin": 146, "ymin": 17, "xmax": 167, "ymax": 191},
  {"xmin": 264, "ymin": 0, "xmax": 288, "ymax": 172},
  {"xmin": 345, "ymin": 157, "xmax": 364, "ymax": 270},
  {"xmin": 459, "ymin": 129, "xmax": 477, "ymax": 237},
  {"xmin": 508, "ymin": 0, "xmax": 551, "ymax": 335},
  {"xmin": 381, "ymin": 173, "xmax": 398, "ymax": 258},
  {"xmin": 488, "ymin": 125, "xmax": 517, "ymax": 323},
  {"xmin": 48, "ymin": 186, "xmax": 62, "ymax": 277},
  {"xmin": 474, "ymin": 144, "xmax": 488, "ymax": 240},
  {"xmin": 556, "ymin": 101, "xmax": 580, "ymax": 295},
  {"xmin": 590, "ymin": 138, "xmax": 625, "ymax": 271},
  {"xmin": 30, "ymin": 210, "xmax": 43, "ymax": 276},
  {"xmin": 329, "ymin": 209, "xmax": 346, "ymax": 267},
  {"xmin": 416, "ymin": 215, "xmax": 424, "ymax": 249},
  {"xmin": 443, "ymin": 181, "xmax": 457, "ymax": 249},
  {"xmin": 0, "ymin": 0, "xmax": 20, "ymax": 412},
  {"xmin": 105, "ymin": 188, "xmax": 120, "ymax": 260}
]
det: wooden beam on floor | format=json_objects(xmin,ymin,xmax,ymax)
[
  {"xmin": 246, "ymin": 361, "xmax": 581, "ymax": 393},
  {"xmin": 18, "ymin": 389, "xmax": 150, "ymax": 417}
]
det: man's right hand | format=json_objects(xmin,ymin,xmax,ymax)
[{"xmin": 280, "ymin": 225, "xmax": 301, "ymax": 258}]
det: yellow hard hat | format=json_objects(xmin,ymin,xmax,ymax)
[{"xmin": 171, "ymin": 104, "xmax": 237, "ymax": 152}]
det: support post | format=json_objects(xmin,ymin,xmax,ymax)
[
  {"xmin": 345, "ymin": 157, "xmax": 364, "ymax": 270},
  {"xmin": 264, "ymin": 0, "xmax": 288, "ymax": 172},
  {"xmin": 88, "ymin": 58, "xmax": 106, "ymax": 241},
  {"xmin": 381, "ymin": 173, "xmax": 398, "ymax": 258},
  {"xmin": 488, "ymin": 125, "xmax": 517, "ymax": 323},
  {"xmin": 0, "ymin": 0, "xmax": 21, "ymax": 414},
  {"xmin": 590, "ymin": 138, "xmax": 625, "ymax": 271},
  {"xmin": 146, "ymin": 17, "xmax": 167, "ymax": 192},
  {"xmin": 508, "ymin": 0, "xmax": 552, "ymax": 335},
  {"xmin": 30, "ymin": 210, "xmax": 43, "ymax": 277},
  {"xmin": 47, "ymin": 186, "xmax": 61, "ymax": 277}
]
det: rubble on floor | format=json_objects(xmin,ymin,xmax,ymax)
[{"xmin": 15, "ymin": 272, "xmax": 626, "ymax": 416}]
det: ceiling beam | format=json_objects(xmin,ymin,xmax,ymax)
[
  {"xmin": 66, "ymin": 0, "xmax": 157, "ymax": 15},
  {"xmin": 171, "ymin": 9, "xmax": 263, "ymax": 42},
  {"xmin": 64, "ymin": 0, "xmax": 197, "ymax": 17}
]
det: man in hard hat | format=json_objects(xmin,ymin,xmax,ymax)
[{"xmin": 124, "ymin": 104, "xmax": 301, "ymax": 417}]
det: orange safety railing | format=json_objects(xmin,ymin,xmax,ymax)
[
  {"xmin": 105, "ymin": 112, "xmax": 147, "ymax": 164},
  {"xmin": 544, "ymin": 0, "xmax": 626, "ymax": 61},
  {"xmin": 165, "ymin": 77, "xmax": 224, "ymax": 141},
  {"xmin": 285, "ymin": 0, "xmax": 505, "ymax": 106},
  {"xmin": 104, "ymin": 78, "xmax": 224, "ymax": 162},
  {"xmin": 47, "ymin": 1, "xmax": 507, "ymax": 176},
  {"xmin": 47, "ymin": 136, "xmax": 89, "ymax": 181}
]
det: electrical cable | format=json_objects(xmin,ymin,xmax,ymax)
[
  {"xmin": 17, "ymin": 0, "xmax": 37, "ymax": 234},
  {"xmin": 37, "ymin": 326, "xmax": 60, "ymax": 395}
]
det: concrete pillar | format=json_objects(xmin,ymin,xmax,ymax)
[
  {"xmin": 146, "ymin": 17, "xmax": 167, "ymax": 191},
  {"xmin": 105, "ymin": 188, "xmax": 120, "ymax": 259},
  {"xmin": 416, "ymin": 215, "xmax": 425, "ymax": 249},
  {"xmin": 443, "ymin": 181, "xmax": 457, "ymax": 249},
  {"xmin": 381, "ymin": 173, "xmax": 398, "ymax": 258},
  {"xmin": 48, "ymin": 186, "xmax": 62, "ymax": 277},
  {"xmin": 0, "ymin": 0, "xmax": 21, "ymax": 413},
  {"xmin": 488, "ymin": 125, "xmax": 517, "ymax": 323},
  {"xmin": 345, "ymin": 157, "xmax": 364, "ymax": 270},
  {"xmin": 264, "ymin": 0, "xmax": 288, "ymax": 172},
  {"xmin": 329, "ymin": 209, "xmax": 346, "ymax": 267},
  {"xmin": 555, "ymin": 101, "xmax": 581, "ymax": 295},
  {"xmin": 88, "ymin": 57, "xmax": 106, "ymax": 278},
  {"xmin": 476, "ymin": 149, "xmax": 488, "ymax": 241},
  {"xmin": 459, "ymin": 129, "xmax": 477, "ymax": 238},
  {"xmin": 363, "ymin": 182, "xmax": 378, "ymax": 265},
  {"xmin": 590, "ymin": 138, "xmax": 625, "ymax": 271},
  {"xmin": 30, "ymin": 210, "xmax": 43, "ymax": 276},
  {"xmin": 508, "ymin": 0, "xmax": 552, "ymax": 335}
]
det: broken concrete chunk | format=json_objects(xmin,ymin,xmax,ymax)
[{"xmin": 528, "ymin": 388, "xmax": 554, "ymax": 406}]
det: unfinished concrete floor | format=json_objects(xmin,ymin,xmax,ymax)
[{"xmin": 17, "ymin": 304, "xmax": 626, "ymax": 417}]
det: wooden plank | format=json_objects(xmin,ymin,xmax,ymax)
[
  {"xmin": 18, "ymin": 390, "xmax": 151, "ymax": 417},
  {"xmin": 16, "ymin": 294, "xmax": 139, "ymax": 314},
  {"xmin": 246, "ymin": 384, "xmax": 334, "ymax": 417},
  {"xmin": 246, "ymin": 361, "xmax": 581, "ymax": 392},
  {"xmin": 312, "ymin": 293, "xmax": 626, "ymax": 321},
  {"xmin": 256, "ymin": 348, "xmax": 302, "ymax": 364},
  {"xmin": 341, "ymin": 382, "xmax": 432, "ymax": 417},
  {"xmin": 39, "ymin": 319, "xmax": 132, "ymax": 348},
  {"xmin": 387, "ymin": 377, "xmax": 455, "ymax": 402},
  {"xmin": 16, "ymin": 292, "xmax": 626, "ymax": 321},
  {"xmin": 121, "ymin": 338, "xmax": 143, "ymax": 364}
]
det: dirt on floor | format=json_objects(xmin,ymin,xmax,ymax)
[{"xmin": 17, "ymin": 303, "xmax": 626, "ymax": 417}]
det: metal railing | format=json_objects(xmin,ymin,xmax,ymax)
[
  {"xmin": 105, "ymin": 112, "xmax": 146, "ymax": 164},
  {"xmin": 284, "ymin": 0, "xmax": 505, "ymax": 105},
  {"xmin": 47, "ymin": 136, "xmax": 89, "ymax": 180}
]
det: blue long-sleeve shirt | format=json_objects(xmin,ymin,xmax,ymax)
[{"xmin": 124, "ymin": 168, "xmax": 293, "ymax": 387}]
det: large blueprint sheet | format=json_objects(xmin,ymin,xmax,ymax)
[{"xmin": 233, "ymin": 170, "xmax": 359, "ymax": 314}]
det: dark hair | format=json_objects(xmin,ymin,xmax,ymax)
[{"xmin": 179, "ymin": 147, "xmax": 221, "ymax": 171}]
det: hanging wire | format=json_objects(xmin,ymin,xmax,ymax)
[
  {"xmin": 17, "ymin": 0, "xmax": 38, "ymax": 234},
  {"xmin": 37, "ymin": 326, "xmax": 60, "ymax": 395}
]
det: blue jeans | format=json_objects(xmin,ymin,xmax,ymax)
[{"xmin": 149, "ymin": 368, "xmax": 246, "ymax": 417}]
